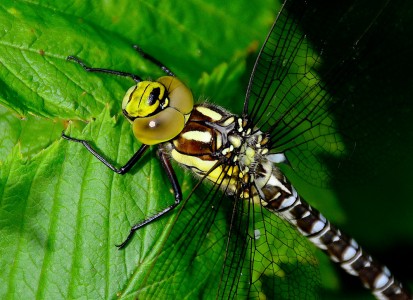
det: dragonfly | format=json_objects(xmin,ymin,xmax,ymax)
[{"xmin": 62, "ymin": 0, "xmax": 412, "ymax": 298}]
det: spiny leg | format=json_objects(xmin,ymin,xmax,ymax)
[
  {"xmin": 67, "ymin": 55, "xmax": 143, "ymax": 82},
  {"xmin": 116, "ymin": 148, "xmax": 182, "ymax": 249},
  {"xmin": 132, "ymin": 45, "xmax": 175, "ymax": 77},
  {"xmin": 62, "ymin": 133, "xmax": 149, "ymax": 174}
]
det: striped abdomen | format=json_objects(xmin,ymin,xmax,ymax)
[{"xmin": 261, "ymin": 168, "xmax": 410, "ymax": 300}]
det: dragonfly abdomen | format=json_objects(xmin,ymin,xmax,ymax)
[{"xmin": 261, "ymin": 167, "xmax": 410, "ymax": 299}]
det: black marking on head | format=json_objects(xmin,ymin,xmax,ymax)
[{"xmin": 148, "ymin": 87, "xmax": 161, "ymax": 105}]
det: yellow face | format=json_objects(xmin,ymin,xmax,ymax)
[
  {"xmin": 121, "ymin": 76, "xmax": 194, "ymax": 145},
  {"xmin": 122, "ymin": 81, "xmax": 166, "ymax": 119}
]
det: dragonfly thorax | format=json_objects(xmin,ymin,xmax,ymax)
[
  {"xmin": 167, "ymin": 103, "xmax": 276, "ymax": 199},
  {"xmin": 234, "ymin": 127, "xmax": 270, "ymax": 178}
]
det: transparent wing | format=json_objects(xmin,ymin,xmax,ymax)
[
  {"xmin": 130, "ymin": 167, "xmax": 227, "ymax": 298},
  {"xmin": 217, "ymin": 182, "xmax": 320, "ymax": 299},
  {"xmin": 130, "ymin": 0, "xmax": 413, "ymax": 297},
  {"xmin": 131, "ymin": 160, "xmax": 320, "ymax": 299},
  {"xmin": 243, "ymin": 0, "xmax": 407, "ymax": 186}
]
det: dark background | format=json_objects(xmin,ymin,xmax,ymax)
[{"xmin": 287, "ymin": 0, "xmax": 413, "ymax": 298}]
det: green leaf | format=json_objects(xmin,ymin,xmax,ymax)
[
  {"xmin": 0, "ymin": 0, "xmax": 289, "ymax": 299},
  {"xmin": 2, "ymin": 0, "xmax": 413, "ymax": 299},
  {"xmin": 0, "ymin": 0, "xmax": 274, "ymax": 119}
]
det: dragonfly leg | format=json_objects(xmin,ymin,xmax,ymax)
[
  {"xmin": 62, "ymin": 132, "xmax": 149, "ymax": 174},
  {"xmin": 132, "ymin": 45, "xmax": 175, "ymax": 77},
  {"xmin": 116, "ymin": 147, "xmax": 182, "ymax": 249},
  {"xmin": 66, "ymin": 55, "xmax": 143, "ymax": 82}
]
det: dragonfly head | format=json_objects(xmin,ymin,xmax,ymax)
[{"xmin": 122, "ymin": 76, "xmax": 194, "ymax": 145}]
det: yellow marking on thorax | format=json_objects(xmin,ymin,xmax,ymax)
[
  {"xmin": 229, "ymin": 135, "xmax": 242, "ymax": 148},
  {"xmin": 171, "ymin": 150, "xmax": 216, "ymax": 173},
  {"xmin": 171, "ymin": 149, "xmax": 239, "ymax": 182},
  {"xmin": 196, "ymin": 106, "xmax": 222, "ymax": 121},
  {"xmin": 216, "ymin": 132, "xmax": 222, "ymax": 149},
  {"xmin": 222, "ymin": 116, "xmax": 235, "ymax": 126},
  {"xmin": 181, "ymin": 130, "xmax": 212, "ymax": 143}
]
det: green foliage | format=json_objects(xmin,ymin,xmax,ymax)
[
  {"xmin": 1, "ymin": 0, "xmax": 413, "ymax": 299},
  {"xmin": 0, "ymin": 0, "xmax": 280, "ymax": 299}
]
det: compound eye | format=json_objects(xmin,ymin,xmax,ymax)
[{"xmin": 122, "ymin": 81, "xmax": 166, "ymax": 120}]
